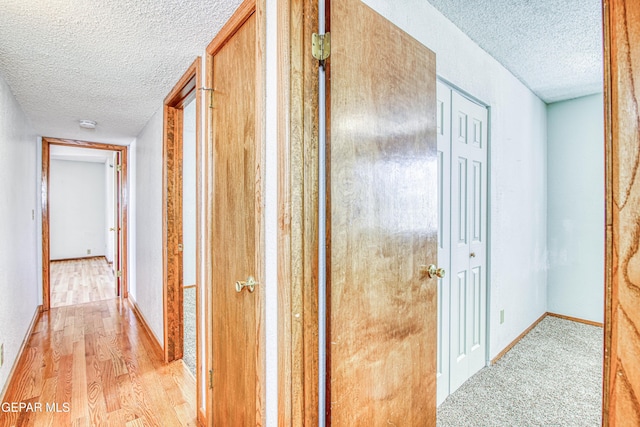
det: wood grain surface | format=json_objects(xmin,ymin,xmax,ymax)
[
  {"xmin": 276, "ymin": 0, "xmax": 321, "ymax": 424},
  {"xmin": 0, "ymin": 299, "xmax": 196, "ymax": 427},
  {"xmin": 50, "ymin": 257, "xmax": 116, "ymax": 307},
  {"xmin": 327, "ymin": 0, "xmax": 438, "ymax": 424},
  {"xmin": 209, "ymin": 7, "xmax": 264, "ymax": 426},
  {"xmin": 604, "ymin": 0, "xmax": 640, "ymax": 425}
]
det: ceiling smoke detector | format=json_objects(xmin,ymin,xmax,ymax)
[{"xmin": 79, "ymin": 119, "xmax": 97, "ymax": 129}]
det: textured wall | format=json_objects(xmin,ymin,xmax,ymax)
[
  {"xmin": 132, "ymin": 109, "xmax": 164, "ymax": 344},
  {"xmin": 363, "ymin": 0, "xmax": 549, "ymax": 359},
  {"xmin": 0, "ymin": 73, "xmax": 38, "ymax": 394},
  {"xmin": 50, "ymin": 159, "xmax": 107, "ymax": 260},
  {"xmin": 547, "ymin": 94, "xmax": 604, "ymax": 323}
]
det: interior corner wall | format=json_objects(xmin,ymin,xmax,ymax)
[
  {"xmin": 50, "ymin": 159, "xmax": 107, "ymax": 260},
  {"xmin": 547, "ymin": 93, "xmax": 604, "ymax": 323},
  {"xmin": 0, "ymin": 73, "xmax": 39, "ymax": 394},
  {"xmin": 132, "ymin": 108, "xmax": 164, "ymax": 344},
  {"xmin": 362, "ymin": 0, "xmax": 548, "ymax": 359}
]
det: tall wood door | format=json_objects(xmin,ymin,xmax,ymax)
[
  {"xmin": 115, "ymin": 151, "xmax": 123, "ymax": 296},
  {"xmin": 449, "ymin": 90, "xmax": 488, "ymax": 393},
  {"xmin": 327, "ymin": 0, "xmax": 438, "ymax": 424},
  {"xmin": 210, "ymin": 12, "xmax": 262, "ymax": 425}
]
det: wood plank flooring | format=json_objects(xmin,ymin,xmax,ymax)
[
  {"xmin": 50, "ymin": 258, "xmax": 116, "ymax": 308},
  {"xmin": 1, "ymin": 299, "xmax": 196, "ymax": 427}
]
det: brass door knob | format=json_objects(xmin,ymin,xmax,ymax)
[
  {"xmin": 235, "ymin": 276, "xmax": 258, "ymax": 293},
  {"xmin": 470, "ymin": 252, "xmax": 476, "ymax": 258},
  {"xmin": 423, "ymin": 264, "xmax": 446, "ymax": 279}
]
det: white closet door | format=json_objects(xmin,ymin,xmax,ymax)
[
  {"xmin": 436, "ymin": 81, "xmax": 452, "ymax": 406},
  {"xmin": 449, "ymin": 90, "xmax": 488, "ymax": 393}
]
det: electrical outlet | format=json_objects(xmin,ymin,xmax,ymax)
[
  {"xmin": 500, "ymin": 309, "xmax": 505, "ymax": 324},
  {"xmin": 87, "ymin": 249, "xmax": 91, "ymax": 255}
]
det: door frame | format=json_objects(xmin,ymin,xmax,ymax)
[
  {"xmin": 276, "ymin": 0, "xmax": 636, "ymax": 424},
  {"xmin": 276, "ymin": 0, "xmax": 321, "ymax": 424},
  {"xmin": 41, "ymin": 137, "xmax": 128, "ymax": 311},
  {"xmin": 162, "ymin": 57, "xmax": 201, "ymax": 366}
]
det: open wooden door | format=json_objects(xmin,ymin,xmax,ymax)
[
  {"xmin": 208, "ymin": 3, "xmax": 264, "ymax": 425},
  {"xmin": 326, "ymin": 0, "xmax": 438, "ymax": 424},
  {"xmin": 115, "ymin": 150, "xmax": 123, "ymax": 297}
]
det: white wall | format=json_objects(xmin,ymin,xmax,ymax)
[
  {"xmin": 132, "ymin": 109, "xmax": 164, "ymax": 344},
  {"xmin": 0, "ymin": 73, "xmax": 39, "ymax": 395},
  {"xmin": 183, "ymin": 99, "xmax": 197, "ymax": 287},
  {"xmin": 547, "ymin": 94, "xmax": 604, "ymax": 323},
  {"xmin": 50, "ymin": 159, "xmax": 107, "ymax": 260},
  {"xmin": 362, "ymin": 0, "xmax": 549, "ymax": 359}
]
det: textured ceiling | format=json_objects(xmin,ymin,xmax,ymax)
[
  {"xmin": 0, "ymin": 0, "xmax": 242, "ymax": 145},
  {"xmin": 0, "ymin": 1, "xmax": 603, "ymax": 145},
  {"xmin": 427, "ymin": 0, "xmax": 603, "ymax": 103}
]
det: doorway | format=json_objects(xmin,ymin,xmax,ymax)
[
  {"xmin": 48, "ymin": 146, "xmax": 119, "ymax": 307},
  {"xmin": 162, "ymin": 56, "xmax": 203, "ymax": 422},
  {"xmin": 436, "ymin": 80, "xmax": 489, "ymax": 405},
  {"xmin": 42, "ymin": 137, "xmax": 128, "ymax": 312}
]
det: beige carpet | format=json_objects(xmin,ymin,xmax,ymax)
[{"xmin": 437, "ymin": 316, "xmax": 603, "ymax": 426}]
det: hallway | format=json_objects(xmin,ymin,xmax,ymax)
[{"xmin": 0, "ymin": 299, "xmax": 195, "ymax": 426}]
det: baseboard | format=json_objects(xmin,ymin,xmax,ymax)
[
  {"xmin": 0, "ymin": 304, "xmax": 42, "ymax": 403},
  {"xmin": 50, "ymin": 255, "xmax": 107, "ymax": 262},
  {"xmin": 491, "ymin": 312, "xmax": 547, "ymax": 364},
  {"xmin": 547, "ymin": 312, "xmax": 604, "ymax": 328},
  {"xmin": 127, "ymin": 295, "xmax": 164, "ymax": 361},
  {"xmin": 491, "ymin": 311, "xmax": 604, "ymax": 365}
]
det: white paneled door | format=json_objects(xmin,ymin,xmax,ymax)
[{"xmin": 436, "ymin": 81, "xmax": 488, "ymax": 405}]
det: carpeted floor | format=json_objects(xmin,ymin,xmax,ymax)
[
  {"xmin": 437, "ymin": 316, "xmax": 603, "ymax": 426},
  {"xmin": 183, "ymin": 286, "xmax": 196, "ymax": 376}
]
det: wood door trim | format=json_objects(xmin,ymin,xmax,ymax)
[
  {"xmin": 603, "ymin": 0, "xmax": 640, "ymax": 424},
  {"xmin": 41, "ymin": 137, "xmax": 128, "ymax": 311},
  {"xmin": 162, "ymin": 57, "xmax": 201, "ymax": 368},
  {"xmin": 277, "ymin": 0, "xmax": 320, "ymax": 424},
  {"xmin": 205, "ymin": 0, "xmax": 256, "ymax": 56}
]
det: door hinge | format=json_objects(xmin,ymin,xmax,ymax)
[
  {"xmin": 116, "ymin": 164, "xmax": 122, "ymax": 172},
  {"xmin": 198, "ymin": 87, "xmax": 215, "ymax": 109},
  {"xmin": 116, "ymin": 270, "xmax": 122, "ymax": 278},
  {"xmin": 209, "ymin": 369, "xmax": 213, "ymax": 389},
  {"xmin": 312, "ymin": 32, "xmax": 331, "ymax": 68}
]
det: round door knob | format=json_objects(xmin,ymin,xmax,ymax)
[
  {"xmin": 235, "ymin": 276, "xmax": 257, "ymax": 293},
  {"xmin": 470, "ymin": 252, "xmax": 476, "ymax": 258},
  {"xmin": 424, "ymin": 264, "xmax": 446, "ymax": 279}
]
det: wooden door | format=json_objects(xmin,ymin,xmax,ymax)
[
  {"xmin": 210, "ymin": 11, "xmax": 263, "ymax": 426},
  {"xmin": 115, "ymin": 151, "xmax": 122, "ymax": 296},
  {"xmin": 603, "ymin": 0, "xmax": 640, "ymax": 423},
  {"xmin": 327, "ymin": 0, "xmax": 438, "ymax": 424},
  {"xmin": 449, "ymin": 91, "xmax": 488, "ymax": 393}
]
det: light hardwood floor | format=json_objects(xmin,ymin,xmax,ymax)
[
  {"xmin": 50, "ymin": 258, "xmax": 116, "ymax": 308},
  {"xmin": 0, "ymin": 299, "xmax": 197, "ymax": 427}
]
